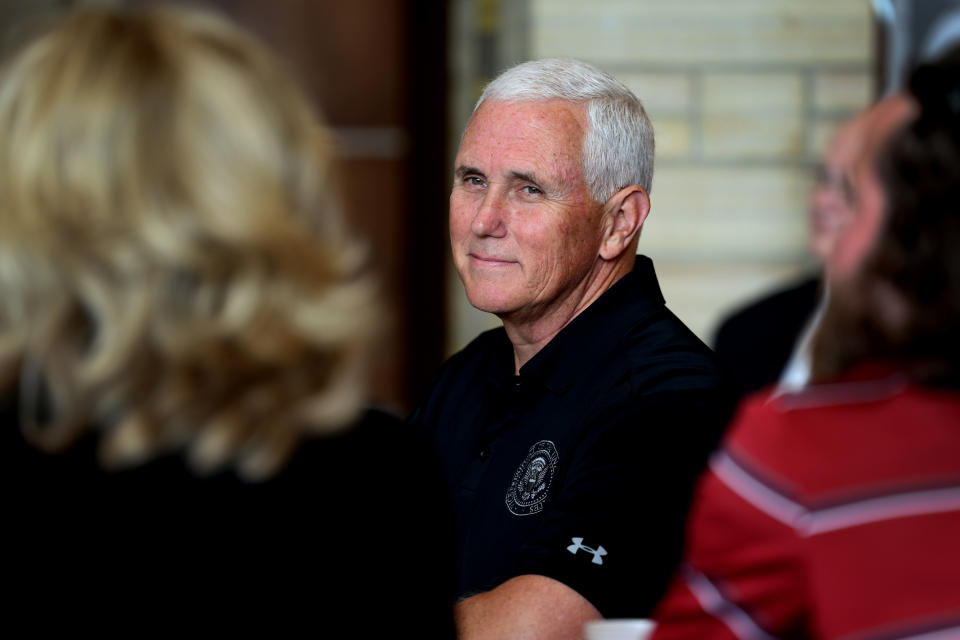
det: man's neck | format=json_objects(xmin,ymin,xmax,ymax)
[{"xmin": 502, "ymin": 260, "xmax": 633, "ymax": 374}]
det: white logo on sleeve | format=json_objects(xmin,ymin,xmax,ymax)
[
  {"xmin": 505, "ymin": 440, "xmax": 559, "ymax": 516},
  {"xmin": 567, "ymin": 537, "xmax": 607, "ymax": 565}
]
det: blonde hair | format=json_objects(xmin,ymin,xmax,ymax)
[{"xmin": 0, "ymin": 6, "xmax": 380, "ymax": 480}]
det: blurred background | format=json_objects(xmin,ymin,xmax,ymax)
[{"xmin": 1, "ymin": 0, "xmax": 957, "ymax": 413}]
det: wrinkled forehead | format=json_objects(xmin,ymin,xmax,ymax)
[
  {"xmin": 461, "ymin": 99, "xmax": 588, "ymax": 150},
  {"xmin": 855, "ymin": 94, "xmax": 917, "ymax": 174},
  {"xmin": 457, "ymin": 99, "xmax": 591, "ymax": 189}
]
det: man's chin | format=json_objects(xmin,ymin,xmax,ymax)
[
  {"xmin": 465, "ymin": 290, "xmax": 518, "ymax": 317},
  {"xmin": 468, "ymin": 299, "xmax": 513, "ymax": 317}
]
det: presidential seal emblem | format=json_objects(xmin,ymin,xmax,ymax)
[{"xmin": 506, "ymin": 440, "xmax": 559, "ymax": 516}]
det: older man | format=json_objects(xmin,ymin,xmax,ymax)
[{"xmin": 412, "ymin": 58, "xmax": 738, "ymax": 638}]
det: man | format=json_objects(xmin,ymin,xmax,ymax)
[
  {"xmin": 652, "ymin": 49, "xmax": 960, "ymax": 639},
  {"xmin": 412, "ymin": 58, "xmax": 738, "ymax": 638},
  {"xmin": 713, "ymin": 115, "xmax": 869, "ymax": 395}
]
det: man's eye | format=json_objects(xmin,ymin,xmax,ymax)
[
  {"xmin": 465, "ymin": 176, "xmax": 485, "ymax": 187},
  {"xmin": 522, "ymin": 185, "xmax": 542, "ymax": 195}
]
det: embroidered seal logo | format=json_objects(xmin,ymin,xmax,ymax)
[{"xmin": 506, "ymin": 440, "xmax": 559, "ymax": 516}]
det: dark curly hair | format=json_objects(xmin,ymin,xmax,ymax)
[{"xmin": 813, "ymin": 45, "xmax": 960, "ymax": 387}]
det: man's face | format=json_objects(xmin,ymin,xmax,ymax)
[
  {"xmin": 809, "ymin": 119, "xmax": 865, "ymax": 262},
  {"xmin": 449, "ymin": 99, "xmax": 606, "ymax": 324},
  {"xmin": 825, "ymin": 95, "xmax": 916, "ymax": 287}
]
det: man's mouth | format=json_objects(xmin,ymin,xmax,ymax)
[{"xmin": 469, "ymin": 252, "xmax": 515, "ymax": 265}]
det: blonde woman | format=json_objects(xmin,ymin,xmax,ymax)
[{"xmin": 1, "ymin": 6, "xmax": 453, "ymax": 634}]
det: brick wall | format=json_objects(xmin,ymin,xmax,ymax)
[{"xmin": 448, "ymin": 0, "xmax": 875, "ymax": 350}]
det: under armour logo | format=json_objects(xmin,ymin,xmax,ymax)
[{"xmin": 567, "ymin": 537, "xmax": 607, "ymax": 565}]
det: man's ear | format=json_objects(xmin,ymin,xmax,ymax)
[{"xmin": 599, "ymin": 185, "xmax": 650, "ymax": 261}]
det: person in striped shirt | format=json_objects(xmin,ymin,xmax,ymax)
[{"xmin": 651, "ymin": 46, "xmax": 960, "ymax": 640}]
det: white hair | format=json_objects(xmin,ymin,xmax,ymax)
[{"xmin": 474, "ymin": 58, "xmax": 654, "ymax": 201}]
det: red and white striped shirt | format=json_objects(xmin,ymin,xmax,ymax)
[{"xmin": 653, "ymin": 368, "xmax": 960, "ymax": 639}]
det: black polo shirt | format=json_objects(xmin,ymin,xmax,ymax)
[{"xmin": 411, "ymin": 256, "xmax": 739, "ymax": 617}]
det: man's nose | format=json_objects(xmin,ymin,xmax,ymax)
[{"xmin": 471, "ymin": 191, "xmax": 507, "ymax": 237}]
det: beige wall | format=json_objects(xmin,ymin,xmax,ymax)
[{"xmin": 448, "ymin": 0, "xmax": 874, "ymax": 351}]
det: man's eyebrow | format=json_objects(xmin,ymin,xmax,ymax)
[
  {"xmin": 455, "ymin": 165, "xmax": 484, "ymax": 179},
  {"xmin": 509, "ymin": 170, "xmax": 543, "ymax": 186},
  {"xmin": 453, "ymin": 166, "xmax": 548, "ymax": 189}
]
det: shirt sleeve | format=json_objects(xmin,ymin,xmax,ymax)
[{"xmin": 505, "ymin": 388, "xmax": 736, "ymax": 618}]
